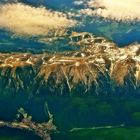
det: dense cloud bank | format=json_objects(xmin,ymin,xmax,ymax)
[
  {"xmin": 85, "ymin": 0, "xmax": 140, "ymax": 21},
  {"xmin": 0, "ymin": 3, "xmax": 76, "ymax": 35}
]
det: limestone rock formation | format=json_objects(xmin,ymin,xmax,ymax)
[{"xmin": 0, "ymin": 32, "xmax": 139, "ymax": 95}]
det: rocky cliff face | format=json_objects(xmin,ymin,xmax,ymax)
[{"xmin": 0, "ymin": 32, "xmax": 139, "ymax": 96}]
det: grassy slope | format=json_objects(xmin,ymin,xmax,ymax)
[{"xmin": 52, "ymin": 127, "xmax": 140, "ymax": 140}]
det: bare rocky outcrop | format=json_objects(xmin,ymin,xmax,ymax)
[
  {"xmin": 0, "ymin": 103, "xmax": 57, "ymax": 140},
  {"xmin": 0, "ymin": 32, "xmax": 139, "ymax": 95}
]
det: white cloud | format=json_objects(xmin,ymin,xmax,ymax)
[
  {"xmin": 0, "ymin": 3, "xmax": 76, "ymax": 36},
  {"xmin": 73, "ymin": 1, "xmax": 84, "ymax": 6},
  {"xmin": 86, "ymin": 0, "xmax": 140, "ymax": 21}
]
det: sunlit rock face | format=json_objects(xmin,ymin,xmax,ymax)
[{"xmin": 0, "ymin": 33, "xmax": 139, "ymax": 96}]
